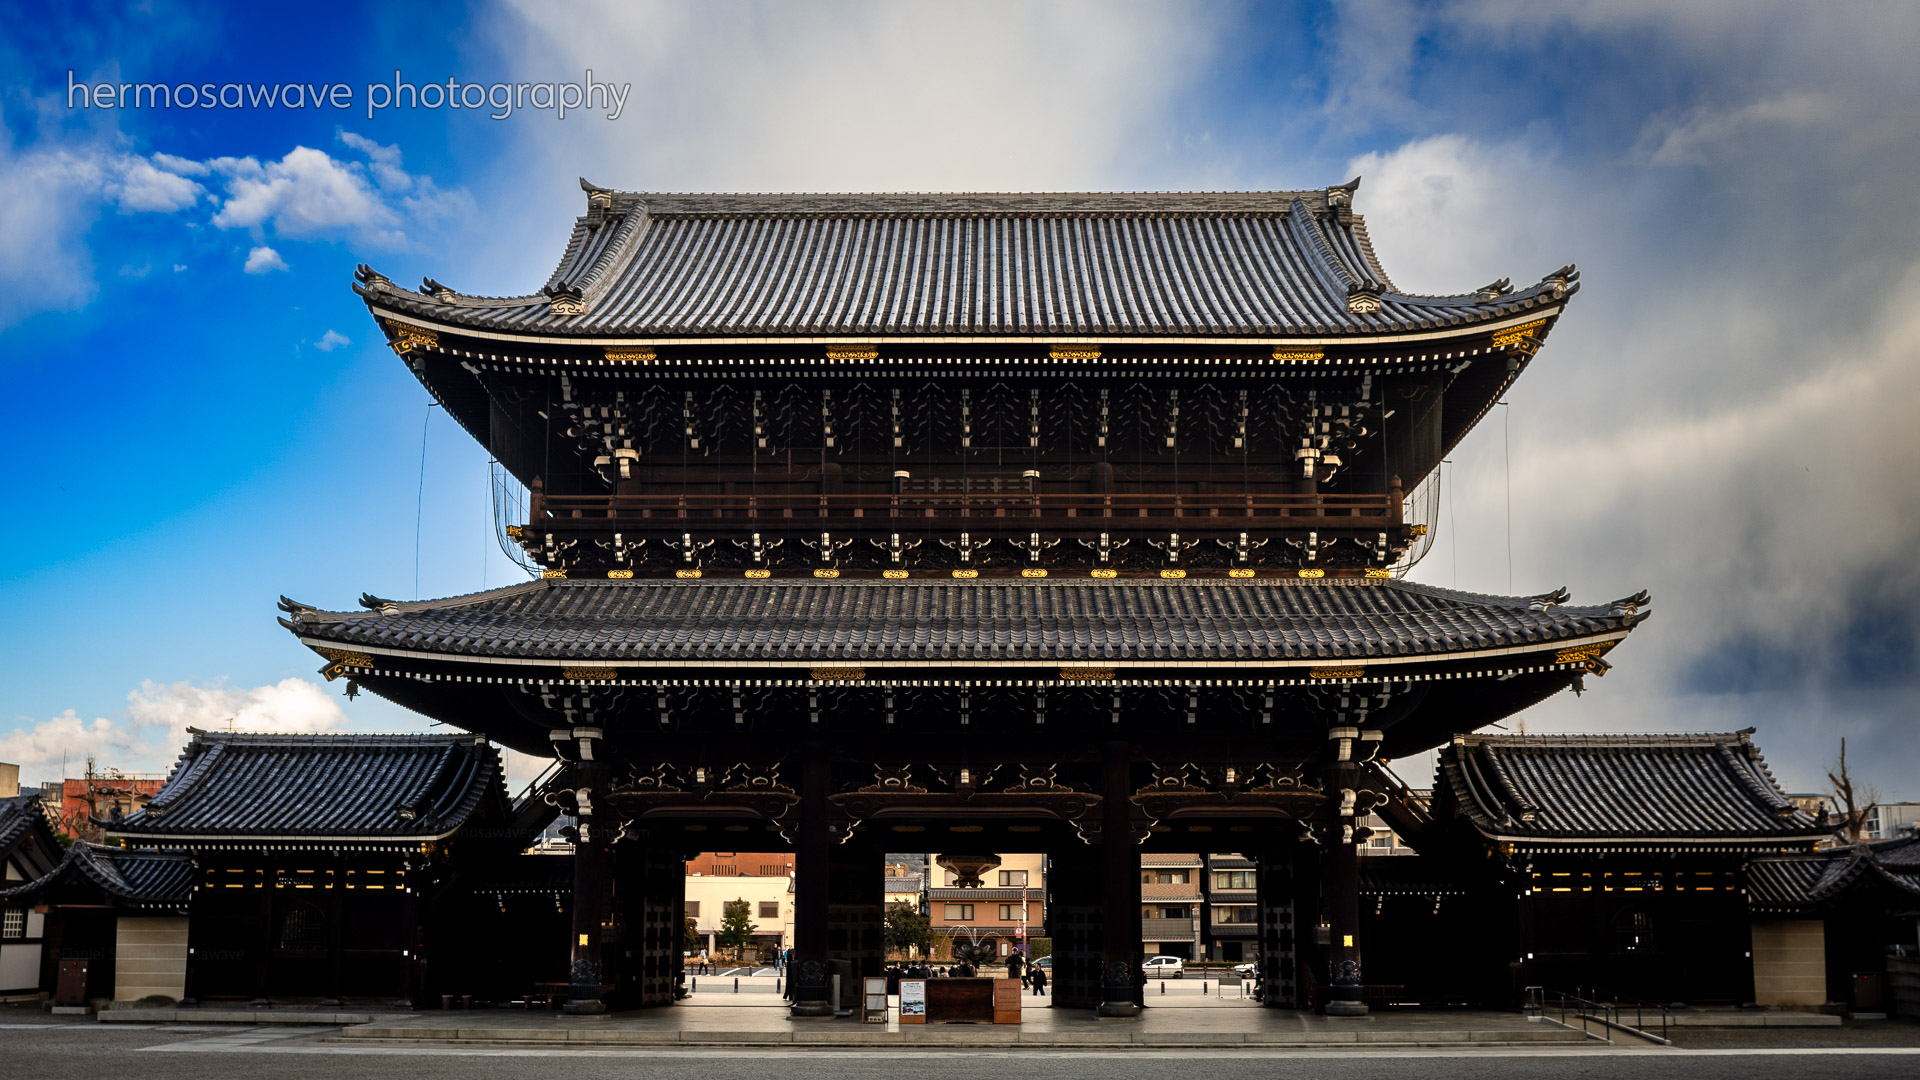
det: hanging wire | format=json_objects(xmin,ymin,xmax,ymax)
[
  {"xmin": 414, "ymin": 402, "xmax": 439, "ymax": 596},
  {"xmin": 1388, "ymin": 466, "xmax": 1441, "ymax": 577},
  {"xmin": 1446, "ymin": 459, "xmax": 1457, "ymax": 587},
  {"xmin": 490, "ymin": 460, "xmax": 541, "ymax": 578},
  {"xmin": 1499, "ymin": 400, "xmax": 1513, "ymax": 593}
]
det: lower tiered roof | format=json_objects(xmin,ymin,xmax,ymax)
[{"xmin": 281, "ymin": 577, "xmax": 1645, "ymax": 670}]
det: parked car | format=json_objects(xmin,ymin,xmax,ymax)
[
  {"xmin": 1142, "ymin": 955, "xmax": 1185, "ymax": 978},
  {"xmin": 1030, "ymin": 956, "xmax": 1052, "ymax": 970},
  {"xmin": 1232, "ymin": 961, "xmax": 1257, "ymax": 976}
]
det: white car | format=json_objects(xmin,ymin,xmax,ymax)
[
  {"xmin": 1232, "ymin": 961, "xmax": 1257, "ymax": 976},
  {"xmin": 1142, "ymin": 955, "xmax": 1185, "ymax": 978}
]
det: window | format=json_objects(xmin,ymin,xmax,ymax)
[
  {"xmin": 1611, "ymin": 911, "xmax": 1656, "ymax": 955},
  {"xmin": 276, "ymin": 903, "xmax": 327, "ymax": 951},
  {"xmin": 2, "ymin": 909, "xmax": 22, "ymax": 939},
  {"xmin": 1214, "ymin": 871, "xmax": 1256, "ymax": 890},
  {"xmin": 943, "ymin": 903, "xmax": 974, "ymax": 921},
  {"xmin": 685, "ymin": 901, "xmax": 701, "ymax": 917},
  {"xmin": 1214, "ymin": 905, "xmax": 1257, "ymax": 925},
  {"xmin": 998, "ymin": 904, "xmax": 1027, "ymax": 921},
  {"xmin": 997, "ymin": 870, "xmax": 1028, "ymax": 886},
  {"xmin": 760, "ymin": 864, "xmax": 785, "ymax": 876},
  {"xmin": 758, "ymin": 901, "xmax": 780, "ymax": 920},
  {"xmin": 1142, "ymin": 870, "xmax": 1189, "ymax": 884},
  {"xmin": 713, "ymin": 865, "xmax": 738, "ymax": 876}
]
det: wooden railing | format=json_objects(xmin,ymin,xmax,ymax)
[{"xmin": 528, "ymin": 490, "xmax": 1402, "ymax": 533}]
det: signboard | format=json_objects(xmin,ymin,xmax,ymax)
[
  {"xmin": 863, "ymin": 976, "xmax": 889, "ymax": 1023},
  {"xmin": 992, "ymin": 977, "xmax": 1022, "ymax": 1024},
  {"xmin": 899, "ymin": 978, "xmax": 927, "ymax": 1024}
]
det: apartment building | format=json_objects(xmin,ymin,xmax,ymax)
[
  {"xmin": 927, "ymin": 852, "xmax": 1044, "ymax": 960},
  {"xmin": 1141, "ymin": 854, "xmax": 1203, "ymax": 960}
]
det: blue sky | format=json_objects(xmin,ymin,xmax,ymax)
[{"xmin": 3, "ymin": 1, "xmax": 1917, "ymax": 797}]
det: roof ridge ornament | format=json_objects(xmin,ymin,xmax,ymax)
[
  {"xmin": 1325, "ymin": 176, "xmax": 1361, "ymax": 219},
  {"xmin": 1527, "ymin": 586, "xmax": 1570, "ymax": 611},
  {"xmin": 1608, "ymin": 589, "xmax": 1651, "ymax": 620},
  {"xmin": 1474, "ymin": 278, "xmax": 1513, "ymax": 303},
  {"xmin": 545, "ymin": 282, "xmax": 587, "ymax": 316},
  {"xmin": 421, "ymin": 277, "xmax": 456, "ymax": 302},
  {"xmin": 1538, "ymin": 264, "xmax": 1579, "ymax": 300},
  {"xmin": 354, "ymin": 264, "xmax": 392, "ymax": 293},
  {"xmin": 1346, "ymin": 282, "xmax": 1383, "ymax": 315}
]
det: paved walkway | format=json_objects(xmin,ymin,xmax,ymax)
[{"xmin": 334, "ymin": 1004, "xmax": 1591, "ymax": 1048}]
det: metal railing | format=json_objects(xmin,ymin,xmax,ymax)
[{"xmin": 1523, "ymin": 986, "xmax": 1671, "ymax": 1044}]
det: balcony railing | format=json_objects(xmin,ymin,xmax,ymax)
[{"xmin": 528, "ymin": 489, "xmax": 1403, "ymax": 536}]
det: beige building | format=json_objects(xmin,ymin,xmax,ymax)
[
  {"xmin": 1142, "ymin": 854, "xmax": 1203, "ymax": 959},
  {"xmin": 927, "ymin": 852, "xmax": 1045, "ymax": 959},
  {"xmin": 684, "ymin": 872, "xmax": 792, "ymax": 960}
]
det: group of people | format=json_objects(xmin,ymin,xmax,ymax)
[{"xmin": 881, "ymin": 955, "xmax": 1048, "ymax": 995}]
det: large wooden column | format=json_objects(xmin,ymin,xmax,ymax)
[
  {"xmin": 564, "ymin": 729, "xmax": 612, "ymax": 1015},
  {"xmin": 621, "ymin": 841, "xmax": 684, "ymax": 1007},
  {"xmin": 1097, "ymin": 741, "xmax": 1142, "ymax": 1017},
  {"xmin": 1256, "ymin": 844, "xmax": 1299, "ymax": 1008},
  {"xmin": 827, "ymin": 845, "xmax": 884, "ymax": 1011},
  {"xmin": 1047, "ymin": 842, "xmax": 1102, "ymax": 1008},
  {"xmin": 789, "ymin": 743, "xmax": 835, "ymax": 1017},
  {"xmin": 1324, "ymin": 832, "xmax": 1367, "ymax": 1016}
]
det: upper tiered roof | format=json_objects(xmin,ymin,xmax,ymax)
[
  {"xmin": 355, "ymin": 181, "xmax": 1577, "ymax": 342},
  {"xmin": 1435, "ymin": 731, "xmax": 1833, "ymax": 852}
]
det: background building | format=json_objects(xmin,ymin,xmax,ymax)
[
  {"xmin": 927, "ymin": 852, "xmax": 1044, "ymax": 961},
  {"xmin": 1141, "ymin": 854, "xmax": 1202, "ymax": 961}
]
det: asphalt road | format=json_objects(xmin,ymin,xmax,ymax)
[{"xmin": 4, "ymin": 1019, "xmax": 1920, "ymax": 1080}]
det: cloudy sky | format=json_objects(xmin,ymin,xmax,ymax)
[{"xmin": 2, "ymin": 0, "xmax": 1916, "ymax": 797}]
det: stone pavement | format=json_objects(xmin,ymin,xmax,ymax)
[{"xmin": 331, "ymin": 1003, "xmax": 1594, "ymax": 1048}]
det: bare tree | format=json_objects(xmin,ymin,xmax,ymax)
[{"xmin": 1828, "ymin": 738, "xmax": 1882, "ymax": 843}]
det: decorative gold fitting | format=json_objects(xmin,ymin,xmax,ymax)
[
  {"xmin": 1553, "ymin": 641, "xmax": 1616, "ymax": 675},
  {"xmin": 744, "ymin": 568, "xmax": 772, "ymax": 579},
  {"xmin": 505, "ymin": 525, "xmax": 524, "ymax": 538},
  {"xmin": 1271, "ymin": 348, "xmax": 1325, "ymax": 362},
  {"xmin": 1048, "ymin": 346, "xmax": 1101, "ymax": 360},
  {"xmin": 1409, "ymin": 524, "xmax": 1429, "ymax": 537},
  {"xmin": 1491, "ymin": 318, "xmax": 1549, "ymax": 348},
  {"xmin": 384, "ymin": 321, "xmax": 439, "ymax": 355},
  {"xmin": 882, "ymin": 569, "xmax": 910, "ymax": 579},
  {"xmin": 1091, "ymin": 568, "xmax": 1118, "ymax": 579},
  {"xmin": 810, "ymin": 667, "xmax": 866, "ymax": 681},
  {"xmin": 605, "ymin": 347, "xmax": 656, "ymax": 363},
  {"xmin": 562, "ymin": 667, "xmax": 619, "ymax": 681},
  {"xmin": 1309, "ymin": 666, "xmax": 1367, "ymax": 679},
  {"xmin": 813, "ymin": 568, "xmax": 841, "ymax": 578},
  {"xmin": 1229, "ymin": 568, "xmax": 1256, "ymax": 578},
  {"xmin": 826, "ymin": 345, "xmax": 879, "ymax": 360},
  {"xmin": 1021, "ymin": 568, "xmax": 1048, "ymax": 578},
  {"xmin": 1059, "ymin": 666, "xmax": 1115, "ymax": 681},
  {"xmin": 952, "ymin": 569, "xmax": 978, "ymax": 579},
  {"xmin": 1297, "ymin": 568, "xmax": 1326, "ymax": 578},
  {"xmin": 607, "ymin": 569, "xmax": 634, "ymax": 579},
  {"xmin": 675, "ymin": 569, "xmax": 702, "ymax": 579},
  {"xmin": 541, "ymin": 569, "xmax": 568, "ymax": 579},
  {"xmin": 1160, "ymin": 569, "xmax": 1187, "ymax": 579},
  {"xmin": 1364, "ymin": 568, "xmax": 1391, "ymax": 579}
]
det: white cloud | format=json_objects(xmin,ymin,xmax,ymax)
[
  {"xmin": 314, "ymin": 329, "xmax": 350, "ymax": 351},
  {"xmin": 1635, "ymin": 93, "xmax": 1834, "ymax": 167},
  {"xmin": 109, "ymin": 156, "xmax": 204, "ymax": 212},
  {"xmin": 1, "ymin": 678, "xmax": 347, "ymax": 782},
  {"xmin": 243, "ymin": 245, "xmax": 288, "ymax": 274},
  {"xmin": 206, "ymin": 133, "xmax": 469, "ymax": 248}
]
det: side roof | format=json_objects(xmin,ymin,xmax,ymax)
[
  {"xmin": 1435, "ymin": 731, "xmax": 1834, "ymax": 851},
  {"xmin": 0, "ymin": 843, "xmax": 193, "ymax": 910},
  {"xmin": 1747, "ymin": 834, "xmax": 1920, "ymax": 914},
  {"xmin": 109, "ymin": 730, "xmax": 508, "ymax": 847},
  {"xmin": 356, "ymin": 182, "xmax": 1577, "ymax": 341},
  {"xmin": 0, "ymin": 792, "xmax": 63, "ymax": 881}
]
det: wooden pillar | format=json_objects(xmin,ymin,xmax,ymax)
[
  {"xmin": 828, "ymin": 845, "xmax": 884, "ymax": 1011},
  {"xmin": 1256, "ymin": 844, "xmax": 1299, "ymax": 1008},
  {"xmin": 1048, "ymin": 841, "xmax": 1102, "ymax": 1008},
  {"xmin": 790, "ymin": 743, "xmax": 835, "ymax": 1017},
  {"xmin": 1324, "ymin": 836, "xmax": 1366, "ymax": 1015},
  {"xmin": 1097, "ymin": 741, "xmax": 1142, "ymax": 1017},
  {"xmin": 635, "ymin": 843, "xmax": 684, "ymax": 1007},
  {"xmin": 564, "ymin": 734, "xmax": 612, "ymax": 1015}
]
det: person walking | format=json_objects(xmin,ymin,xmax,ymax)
[
  {"xmin": 1007, "ymin": 953, "xmax": 1025, "ymax": 987},
  {"xmin": 1029, "ymin": 965, "xmax": 1047, "ymax": 997}
]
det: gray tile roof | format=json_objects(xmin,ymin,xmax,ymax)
[
  {"xmin": 1358, "ymin": 855, "xmax": 1473, "ymax": 896},
  {"xmin": 357, "ymin": 185, "xmax": 1575, "ymax": 340},
  {"xmin": 111, "ymin": 730, "xmax": 507, "ymax": 844},
  {"xmin": 283, "ymin": 577, "xmax": 1639, "ymax": 666},
  {"xmin": 0, "ymin": 793, "xmax": 48, "ymax": 856},
  {"xmin": 0, "ymin": 843, "xmax": 193, "ymax": 908},
  {"xmin": 1436, "ymin": 731, "xmax": 1834, "ymax": 848},
  {"xmin": 1747, "ymin": 836, "xmax": 1920, "ymax": 913}
]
